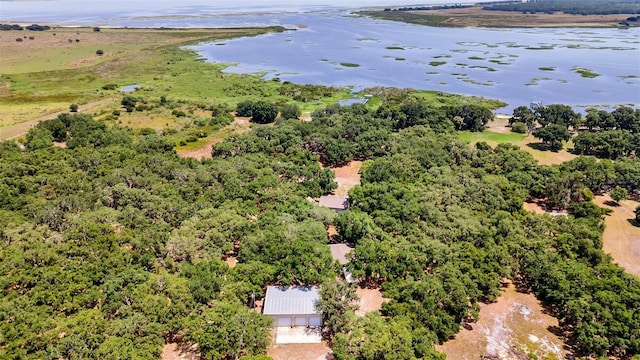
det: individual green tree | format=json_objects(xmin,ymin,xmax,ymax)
[
  {"xmin": 315, "ymin": 279, "xmax": 359, "ymax": 339},
  {"xmin": 635, "ymin": 205, "xmax": 640, "ymax": 223},
  {"xmin": 510, "ymin": 105, "xmax": 538, "ymax": 134},
  {"xmin": 532, "ymin": 124, "xmax": 570, "ymax": 151},
  {"xmin": 609, "ymin": 186, "xmax": 627, "ymax": 204},
  {"xmin": 447, "ymin": 104, "xmax": 493, "ymax": 131},
  {"xmin": 121, "ymin": 95, "xmax": 138, "ymax": 112},
  {"xmin": 235, "ymin": 100, "xmax": 255, "ymax": 117},
  {"xmin": 250, "ymin": 101, "xmax": 278, "ymax": 124},
  {"xmin": 536, "ymin": 104, "xmax": 581, "ymax": 129},
  {"xmin": 96, "ymin": 49, "xmax": 104, "ymax": 55},
  {"xmin": 185, "ymin": 303, "xmax": 272, "ymax": 359},
  {"xmin": 25, "ymin": 126, "xmax": 53, "ymax": 150},
  {"xmin": 612, "ymin": 106, "xmax": 639, "ymax": 133},
  {"xmin": 69, "ymin": 103, "xmax": 78, "ymax": 112},
  {"xmin": 280, "ymin": 103, "xmax": 301, "ymax": 120}
]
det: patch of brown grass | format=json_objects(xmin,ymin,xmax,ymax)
[{"xmin": 594, "ymin": 194, "xmax": 640, "ymax": 277}]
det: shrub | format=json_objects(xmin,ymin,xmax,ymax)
[
  {"xmin": 138, "ymin": 128, "xmax": 156, "ymax": 136},
  {"xmin": 280, "ymin": 103, "xmax": 301, "ymax": 120},
  {"xmin": 93, "ymin": 27, "xmax": 101, "ymax": 32},
  {"xmin": 102, "ymin": 83, "xmax": 118, "ymax": 90},
  {"xmin": 511, "ymin": 121, "xmax": 527, "ymax": 133},
  {"xmin": 15, "ymin": 38, "xmax": 22, "ymax": 42},
  {"xmin": 235, "ymin": 101, "xmax": 254, "ymax": 117},
  {"xmin": 69, "ymin": 104, "xmax": 78, "ymax": 112},
  {"xmin": 172, "ymin": 109, "xmax": 186, "ymax": 117},
  {"xmin": 96, "ymin": 49, "xmax": 104, "ymax": 56}
]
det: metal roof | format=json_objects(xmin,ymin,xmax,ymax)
[
  {"xmin": 263, "ymin": 286, "xmax": 320, "ymax": 315},
  {"xmin": 318, "ymin": 195, "xmax": 349, "ymax": 210}
]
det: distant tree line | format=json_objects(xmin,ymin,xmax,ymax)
[
  {"xmin": 0, "ymin": 24, "xmax": 25, "ymax": 31},
  {"xmin": 383, "ymin": 4, "xmax": 472, "ymax": 12},
  {"xmin": 509, "ymin": 104, "xmax": 640, "ymax": 157},
  {"xmin": 483, "ymin": 0, "xmax": 640, "ymax": 15},
  {"xmin": 11, "ymin": 24, "xmax": 52, "ymax": 31}
]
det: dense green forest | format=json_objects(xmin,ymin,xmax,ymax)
[{"xmin": 1, "ymin": 93, "xmax": 639, "ymax": 359}]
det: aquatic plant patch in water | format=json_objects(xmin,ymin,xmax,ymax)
[{"xmin": 572, "ymin": 66, "xmax": 600, "ymax": 78}]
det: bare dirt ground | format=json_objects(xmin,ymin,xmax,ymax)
[
  {"xmin": 160, "ymin": 343, "xmax": 200, "ymax": 360},
  {"xmin": 437, "ymin": 283, "xmax": 566, "ymax": 360},
  {"xmin": 331, "ymin": 161, "xmax": 362, "ymax": 197},
  {"xmin": 267, "ymin": 343, "xmax": 332, "ymax": 360},
  {"xmin": 487, "ymin": 115, "xmax": 512, "ymax": 134},
  {"xmin": 355, "ymin": 287, "xmax": 389, "ymax": 317},
  {"xmin": 424, "ymin": 6, "xmax": 635, "ymax": 27},
  {"xmin": 522, "ymin": 201, "xmax": 568, "ymax": 217},
  {"xmin": 224, "ymin": 256, "xmax": 238, "ymax": 268},
  {"xmin": 267, "ymin": 327, "xmax": 332, "ymax": 360},
  {"xmin": 594, "ymin": 194, "xmax": 640, "ymax": 277},
  {"xmin": 176, "ymin": 142, "xmax": 215, "ymax": 160}
]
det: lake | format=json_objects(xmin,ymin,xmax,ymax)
[
  {"xmin": 2, "ymin": 1, "xmax": 639, "ymax": 111},
  {"xmin": 189, "ymin": 12, "xmax": 640, "ymax": 112}
]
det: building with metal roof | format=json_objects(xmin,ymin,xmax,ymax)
[
  {"xmin": 263, "ymin": 286, "xmax": 322, "ymax": 328},
  {"xmin": 318, "ymin": 195, "xmax": 349, "ymax": 212}
]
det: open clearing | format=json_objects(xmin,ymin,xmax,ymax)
[
  {"xmin": 356, "ymin": 287, "xmax": 389, "ymax": 317},
  {"xmin": 331, "ymin": 161, "xmax": 362, "ymax": 197},
  {"xmin": 460, "ymin": 116, "xmax": 577, "ymax": 166},
  {"xmin": 594, "ymin": 194, "xmax": 640, "ymax": 277},
  {"xmin": 437, "ymin": 283, "xmax": 566, "ymax": 360}
]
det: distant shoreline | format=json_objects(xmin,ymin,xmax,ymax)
[{"xmin": 361, "ymin": 6, "xmax": 640, "ymax": 28}]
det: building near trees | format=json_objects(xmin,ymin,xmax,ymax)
[
  {"xmin": 263, "ymin": 286, "xmax": 322, "ymax": 328},
  {"xmin": 318, "ymin": 195, "xmax": 349, "ymax": 212}
]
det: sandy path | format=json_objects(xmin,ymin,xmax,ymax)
[
  {"xmin": 437, "ymin": 283, "xmax": 565, "ymax": 360},
  {"xmin": 594, "ymin": 195, "xmax": 640, "ymax": 277}
]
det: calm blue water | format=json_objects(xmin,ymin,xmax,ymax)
[
  {"xmin": 190, "ymin": 12, "xmax": 640, "ymax": 111},
  {"xmin": 2, "ymin": 0, "xmax": 639, "ymax": 111}
]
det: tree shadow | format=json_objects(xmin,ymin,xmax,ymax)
[
  {"xmin": 603, "ymin": 200, "xmax": 620, "ymax": 207},
  {"xmin": 525, "ymin": 142, "xmax": 557, "ymax": 152},
  {"xmin": 627, "ymin": 218, "xmax": 640, "ymax": 228}
]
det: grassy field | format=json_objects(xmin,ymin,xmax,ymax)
[
  {"xmin": 1, "ymin": 25, "xmax": 508, "ymax": 157},
  {"xmin": 594, "ymin": 195, "xmax": 640, "ymax": 277},
  {"xmin": 361, "ymin": 6, "xmax": 639, "ymax": 28},
  {"xmin": 460, "ymin": 116, "xmax": 577, "ymax": 166},
  {"xmin": 1, "ymin": 26, "xmax": 355, "ymax": 141}
]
